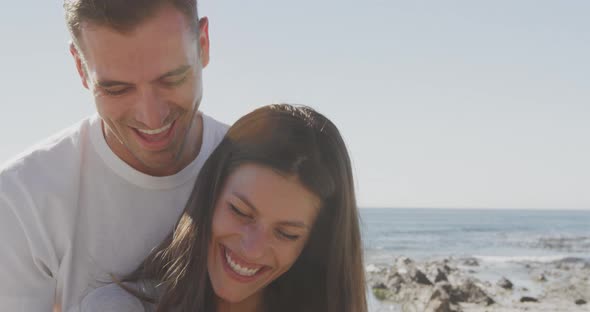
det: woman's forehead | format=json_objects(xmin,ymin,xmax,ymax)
[{"xmin": 224, "ymin": 164, "xmax": 321, "ymax": 222}]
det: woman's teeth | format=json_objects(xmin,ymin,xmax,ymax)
[
  {"xmin": 137, "ymin": 123, "xmax": 172, "ymax": 135},
  {"xmin": 225, "ymin": 250, "xmax": 261, "ymax": 277}
]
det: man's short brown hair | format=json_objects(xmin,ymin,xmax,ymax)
[{"xmin": 64, "ymin": 0, "xmax": 199, "ymax": 43}]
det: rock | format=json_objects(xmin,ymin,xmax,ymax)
[
  {"xmin": 372, "ymin": 282, "xmax": 387, "ymax": 290},
  {"xmin": 425, "ymin": 287, "xmax": 457, "ymax": 312},
  {"xmin": 429, "ymin": 287, "xmax": 449, "ymax": 301},
  {"xmin": 575, "ymin": 299, "xmax": 587, "ymax": 305},
  {"xmin": 369, "ymin": 270, "xmax": 407, "ymax": 301},
  {"xmin": 372, "ymin": 288, "xmax": 389, "ymax": 301},
  {"xmin": 408, "ymin": 268, "xmax": 433, "ymax": 286},
  {"xmin": 497, "ymin": 277, "xmax": 513, "ymax": 290},
  {"xmin": 556, "ymin": 262, "xmax": 571, "ymax": 271},
  {"xmin": 432, "ymin": 268, "xmax": 449, "ymax": 283},
  {"xmin": 536, "ymin": 273, "xmax": 547, "ymax": 282},
  {"xmin": 425, "ymin": 296, "xmax": 451, "ymax": 312},
  {"xmin": 435, "ymin": 271, "xmax": 448, "ymax": 283},
  {"xmin": 435, "ymin": 282, "xmax": 454, "ymax": 296},
  {"xmin": 398, "ymin": 283, "xmax": 436, "ymax": 312},
  {"xmin": 463, "ymin": 258, "xmax": 479, "ymax": 267},
  {"xmin": 520, "ymin": 296, "xmax": 539, "ymax": 303},
  {"xmin": 429, "ymin": 260, "xmax": 454, "ymax": 274},
  {"xmin": 397, "ymin": 256, "xmax": 414, "ymax": 266},
  {"xmin": 385, "ymin": 272, "xmax": 404, "ymax": 294},
  {"xmin": 394, "ymin": 258, "xmax": 413, "ymax": 275},
  {"xmin": 365, "ymin": 270, "xmax": 388, "ymax": 291},
  {"xmin": 442, "ymin": 264, "xmax": 453, "ymax": 274},
  {"xmin": 450, "ymin": 278, "xmax": 494, "ymax": 305}
]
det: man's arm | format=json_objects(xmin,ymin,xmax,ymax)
[{"xmin": 0, "ymin": 182, "xmax": 56, "ymax": 310}]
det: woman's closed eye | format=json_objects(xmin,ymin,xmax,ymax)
[
  {"xmin": 229, "ymin": 203, "xmax": 302, "ymax": 241},
  {"xmin": 276, "ymin": 229, "xmax": 300, "ymax": 241},
  {"xmin": 229, "ymin": 203, "xmax": 251, "ymax": 219}
]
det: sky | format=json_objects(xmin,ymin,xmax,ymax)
[{"xmin": 1, "ymin": 1, "xmax": 589, "ymax": 209}]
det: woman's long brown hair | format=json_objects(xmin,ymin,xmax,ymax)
[{"xmin": 119, "ymin": 104, "xmax": 367, "ymax": 312}]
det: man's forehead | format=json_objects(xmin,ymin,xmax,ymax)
[{"xmin": 78, "ymin": 24, "xmax": 197, "ymax": 82}]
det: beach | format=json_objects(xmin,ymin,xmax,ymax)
[
  {"xmin": 360, "ymin": 208, "xmax": 590, "ymax": 312},
  {"xmin": 366, "ymin": 256, "xmax": 589, "ymax": 312}
]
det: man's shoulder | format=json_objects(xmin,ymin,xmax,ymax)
[
  {"xmin": 202, "ymin": 112, "xmax": 229, "ymax": 140},
  {"xmin": 0, "ymin": 116, "xmax": 95, "ymax": 188},
  {"xmin": 0, "ymin": 117, "xmax": 96, "ymax": 257}
]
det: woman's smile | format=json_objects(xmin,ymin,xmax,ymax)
[{"xmin": 219, "ymin": 244, "xmax": 270, "ymax": 282}]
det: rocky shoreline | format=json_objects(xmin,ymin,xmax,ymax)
[{"xmin": 366, "ymin": 256, "xmax": 590, "ymax": 312}]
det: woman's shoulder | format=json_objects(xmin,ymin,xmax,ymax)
[{"xmin": 81, "ymin": 281, "xmax": 157, "ymax": 312}]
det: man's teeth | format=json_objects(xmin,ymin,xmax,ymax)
[
  {"xmin": 137, "ymin": 123, "xmax": 172, "ymax": 135},
  {"xmin": 225, "ymin": 250, "xmax": 261, "ymax": 277}
]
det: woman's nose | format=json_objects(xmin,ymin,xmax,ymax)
[{"xmin": 239, "ymin": 224, "xmax": 269, "ymax": 260}]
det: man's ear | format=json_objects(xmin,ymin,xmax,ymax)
[
  {"xmin": 198, "ymin": 17, "xmax": 210, "ymax": 68},
  {"xmin": 69, "ymin": 42, "xmax": 89, "ymax": 89}
]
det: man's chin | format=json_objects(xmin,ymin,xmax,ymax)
[{"xmin": 132, "ymin": 152, "xmax": 183, "ymax": 176}]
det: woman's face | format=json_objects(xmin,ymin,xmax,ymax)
[{"xmin": 207, "ymin": 163, "xmax": 320, "ymax": 305}]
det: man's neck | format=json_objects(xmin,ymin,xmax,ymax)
[{"xmin": 172, "ymin": 112, "xmax": 203, "ymax": 173}]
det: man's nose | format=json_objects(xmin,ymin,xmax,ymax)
[{"xmin": 134, "ymin": 87, "xmax": 170, "ymax": 129}]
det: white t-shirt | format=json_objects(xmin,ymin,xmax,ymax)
[{"xmin": 0, "ymin": 113, "xmax": 228, "ymax": 311}]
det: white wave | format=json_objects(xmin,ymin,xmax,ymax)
[
  {"xmin": 365, "ymin": 264, "xmax": 380, "ymax": 273},
  {"xmin": 473, "ymin": 255, "xmax": 575, "ymax": 263}
]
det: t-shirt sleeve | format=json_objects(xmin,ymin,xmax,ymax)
[
  {"xmin": 0, "ymin": 179, "xmax": 57, "ymax": 310},
  {"xmin": 81, "ymin": 284, "xmax": 146, "ymax": 312}
]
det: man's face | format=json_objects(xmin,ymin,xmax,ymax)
[{"xmin": 71, "ymin": 5, "xmax": 210, "ymax": 176}]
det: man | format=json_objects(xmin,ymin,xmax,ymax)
[{"xmin": 0, "ymin": 0, "xmax": 228, "ymax": 310}]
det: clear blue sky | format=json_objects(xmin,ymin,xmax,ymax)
[{"xmin": 1, "ymin": 1, "xmax": 589, "ymax": 209}]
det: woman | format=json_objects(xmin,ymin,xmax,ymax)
[{"xmin": 82, "ymin": 104, "xmax": 367, "ymax": 312}]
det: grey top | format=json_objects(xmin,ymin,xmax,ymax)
[{"xmin": 80, "ymin": 282, "xmax": 158, "ymax": 312}]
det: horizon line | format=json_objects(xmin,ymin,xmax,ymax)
[{"xmin": 359, "ymin": 206, "xmax": 590, "ymax": 211}]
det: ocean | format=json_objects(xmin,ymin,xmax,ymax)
[{"xmin": 360, "ymin": 208, "xmax": 590, "ymax": 264}]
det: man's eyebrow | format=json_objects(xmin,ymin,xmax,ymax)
[
  {"xmin": 157, "ymin": 65, "xmax": 191, "ymax": 80},
  {"xmin": 96, "ymin": 66, "xmax": 191, "ymax": 87},
  {"xmin": 232, "ymin": 191, "xmax": 311, "ymax": 229},
  {"xmin": 96, "ymin": 80, "xmax": 132, "ymax": 88}
]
